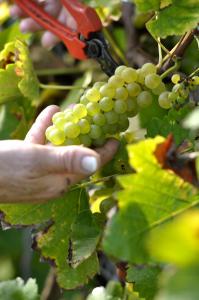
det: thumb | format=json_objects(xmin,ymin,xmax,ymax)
[{"xmin": 38, "ymin": 145, "xmax": 101, "ymax": 175}]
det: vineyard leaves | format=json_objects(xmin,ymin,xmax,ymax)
[
  {"xmin": 0, "ymin": 189, "xmax": 99, "ymax": 289},
  {"xmin": 103, "ymin": 137, "xmax": 198, "ymax": 263}
]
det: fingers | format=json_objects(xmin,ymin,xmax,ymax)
[
  {"xmin": 95, "ymin": 139, "xmax": 119, "ymax": 167},
  {"xmin": 25, "ymin": 105, "xmax": 60, "ymax": 144}
]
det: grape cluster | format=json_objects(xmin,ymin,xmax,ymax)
[{"xmin": 45, "ymin": 63, "xmax": 198, "ymax": 147}]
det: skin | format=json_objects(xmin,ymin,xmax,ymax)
[{"xmin": 0, "ymin": 105, "xmax": 119, "ymax": 203}]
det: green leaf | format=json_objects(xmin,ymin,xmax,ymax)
[
  {"xmin": 69, "ymin": 210, "xmax": 101, "ymax": 268},
  {"xmin": 103, "ymin": 137, "xmax": 198, "ymax": 263},
  {"xmin": 0, "ymin": 189, "xmax": 99, "ymax": 289},
  {"xmin": 147, "ymin": 0, "xmax": 199, "ymax": 38},
  {"xmin": 127, "ymin": 264, "xmax": 162, "ymax": 300},
  {"xmin": 133, "ymin": 0, "xmax": 160, "ymax": 12},
  {"xmin": 146, "ymin": 106, "xmax": 191, "ymax": 145},
  {"xmin": 155, "ymin": 265, "xmax": 199, "ymax": 300},
  {"xmin": 0, "ymin": 277, "xmax": 39, "ymax": 300},
  {"xmin": 147, "ymin": 210, "xmax": 199, "ymax": 266},
  {"xmin": 0, "ymin": 65, "xmax": 21, "ymax": 104}
]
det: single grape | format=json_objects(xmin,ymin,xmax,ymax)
[
  {"xmin": 152, "ymin": 81, "xmax": 166, "ymax": 95},
  {"xmin": 115, "ymin": 65, "xmax": 127, "ymax": 76},
  {"xmin": 126, "ymin": 82, "xmax": 141, "ymax": 97},
  {"xmin": 103, "ymin": 123, "xmax": 118, "ymax": 134},
  {"xmin": 121, "ymin": 67, "xmax": 138, "ymax": 83},
  {"xmin": 86, "ymin": 87, "xmax": 101, "ymax": 102},
  {"xmin": 45, "ymin": 126, "xmax": 65, "ymax": 145},
  {"xmin": 145, "ymin": 73, "xmax": 161, "ymax": 89},
  {"xmin": 93, "ymin": 81, "xmax": 106, "ymax": 89},
  {"xmin": 64, "ymin": 110, "xmax": 78, "ymax": 123},
  {"xmin": 158, "ymin": 91, "xmax": 172, "ymax": 109},
  {"xmin": 93, "ymin": 113, "xmax": 106, "ymax": 126},
  {"xmin": 141, "ymin": 63, "xmax": 157, "ymax": 76},
  {"xmin": 118, "ymin": 117, "xmax": 129, "ymax": 132},
  {"xmin": 104, "ymin": 111, "xmax": 119, "ymax": 124},
  {"xmin": 73, "ymin": 103, "xmax": 87, "ymax": 118},
  {"xmin": 78, "ymin": 119, "xmax": 91, "ymax": 134},
  {"xmin": 79, "ymin": 134, "xmax": 92, "ymax": 147},
  {"xmin": 115, "ymin": 87, "xmax": 128, "ymax": 100},
  {"xmin": 168, "ymin": 91, "xmax": 178, "ymax": 101},
  {"xmin": 100, "ymin": 84, "xmax": 115, "ymax": 98},
  {"xmin": 171, "ymin": 73, "xmax": 180, "ymax": 84},
  {"xmin": 89, "ymin": 125, "xmax": 102, "ymax": 139},
  {"xmin": 64, "ymin": 137, "xmax": 81, "ymax": 145},
  {"xmin": 114, "ymin": 99, "xmax": 127, "ymax": 114},
  {"xmin": 64, "ymin": 122, "xmax": 81, "ymax": 139},
  {"xmin": 137, "ymin": 91, "xmax": 153, "ymax": 108},
  {"xmin": 92, "ymin": 137, "xmax": 106, "ymax": 147},
  {"xmin": 86, "ymin": 102, "xmax": 100, "ymax": 116},
  {"xmin": 108, "ymin": 75, "xmax": 124, "ymax": 88},
  {"xmin": 53, "ymin": 116, "xmax": 67, "ymax": 131},
  {"xmin": 126, "ymin": 98, "xmax": 138, "ymax": 116},
  {"xmin": 136, "ymin": 69, "xmax": 145, "ymax": 84},
  {"xmin": 52, "ymin": 112, "xmax": 65, "ymax": 123},
  {"xmin": 192, "ymin": 76, "xmax": 199, "ymax": 85},
  {"xmin": 80, "ymin": 95, "xmax": 89, "ymax": 105},
  {"xmin": 99, "ymin": 97, "xmax": 114, "ymax": 112}
]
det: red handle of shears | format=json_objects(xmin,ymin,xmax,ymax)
[{"xmin": 13, "ymin": 0, "xmax": 102, "ymax": 60}]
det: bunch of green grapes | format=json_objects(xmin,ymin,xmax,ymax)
[{"xmin": 45, "ymin": 63, "xmax": 198, "ymax": 147}]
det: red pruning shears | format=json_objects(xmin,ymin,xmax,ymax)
[{"xmin": 13, "ymin": 0, "xmax": 118, "ymax": 76}]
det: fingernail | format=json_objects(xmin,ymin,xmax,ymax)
[{"xmin": 81, "ymin": 156, "xmax": 98, "ymax": 174}]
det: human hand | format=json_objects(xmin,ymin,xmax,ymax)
[
  {"xmin": 10, "ymin": 0, "xmax": 77, "ymax": 49},
  {"xmin": 0, "ymin": 105, "xmax": 118, "ymax": 203}
]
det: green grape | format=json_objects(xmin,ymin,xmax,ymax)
[
  {"xmin": 86, "ymin": 87, "xmax": 101, "ymax": 102},
  {"xmin": 152, "ymin": 81, "xmax": 166, "ymax": 95},
  {"xmin": 53, "ymin": 116, "xmax": 67, "ymax": 131},
  {"xmin": 64, "ymin": 122, "xmax": 81, "ymax": 139},
  {"xmin": 158, "ymin": 91, "xmax": 172, "ymax": 109},
  {"xmin": 173, "ymin": 83, "xmax": 189, "ymax": 98},
  {"xmin": 79, "ymin": 134, "xmax": 92, "ymax": 147},
  {"xmin": 192, "ymin": 76, "xmax": 199, "ymax": 85},
  {"xmin": 118, "ymin": 117, "xmax": 129, "ymax": 131},
  {"xmin": 80, "ymin": 95, "xmax": 89, "ymax": 105},
  {"xmin": 104, "ymin": 111, "xmax": 119, "ymax": 124},
  {"xmin": 78, "ymin": 118, "xmax": 91, "ymax": 134},
  {"xmin": 136, "ymin": 69, "xmax": 145, "ymax": 84},
  {"xmin": 64, "ymin": 137, "xmax": 81, "ymax": 145},
  {"xmin": 168, "ymin": 91, "xmax": 178, "ymax": 101},
  {"xmin": 92, "ymin": 137, "xmax": 106, "ymax": 147},
  {"xmin": 73, "ymin": 103, "xmax": 87, "ymax": 118},
  {"xmin": 52, "ymin": 112, "xmax": 65, "ymax": 123},
  {"xmin": 137, "ymin": 91, "xmax": 153, "ymax": 108},
  {"xmin": 89, "ymin": 125, "xmax": 102, "ymax": 139},
  {"xmin": 93, "ymin": 81, "xmax": 106, "ymax": 89},
  {"xmin": 171, "ymin": 73, "xmax": 180, "ymax": 84},
  {"xmin": 115, "ymin": 65, "xmax": 127, "ymax": 76},
  {"xmin": 103, "ymin": 123, "xmax": 118, "ymax": 134},
  {"xmin": 114, "ymin": 99, "xmax": 127, "ymax": 114},
  {"xmin": 141, "ymin": 62, "xmax": 157, "ymax": 76},
  {"xmin": 126, "ymin": 98, "xmax": 138, "ymax": 116},
  {"xmin": 93, "ymin": 113, "xmax": 106, "ymax": 126},
  {"xmin": 108, "ymin": 74, "xmax": 124, "ymax": 88},
  {"xmin": 126, "ymin": 82, "xmax": 141, "ymax": 97},
  {"xmin": 45, "ymin": 126, "xmax": 65, "ymax": 145},
  {"xmin": 86, "ymin": 102, "xmax": 100, "ymax": 116},
  {"xmin": 115, "ymin": 87, "xmax": 128, "ymax": 100},
  {"xmin": 100, "ymin": 84, "xmax": 115, "ymax": 98},
  {"xmin": 121, "ymin": 67, "xmax": 138, "ymax": 83},
  {"xmin": 64, "ymin": 110, "xmax": 78, "ymax": 123},
  {"xmin": 99, "ymin": 97, "xmax": 114, "ymax": 112},
  {"xmin": 144, "ymin": 73, "xmax": 161, "ymax": 89}
]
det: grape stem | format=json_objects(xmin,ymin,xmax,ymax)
[
  {"xmin": 160, "ymin": 60, "xmax": 180, "ymax": 79},
  {"xmin": 189, "ymin": 67, "xmax": 199, "ymax": 78},
  {"xmin": 39, "ymin": 83, "xmax": 83, "ymax": 91}
]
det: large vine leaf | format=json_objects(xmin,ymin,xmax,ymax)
[
  {"xmin": 133, "ymin": 0, "xmax": 160, "ymax": 12},
  {"xmin": 0, "ymin": 189, "xmax": 99, "ymax": 289},
  {"xmin": 147, "ymin": 0, "xmax": 199, "ymax": 38},
  {"xmin": 103, "ymin": 137, "xmax": 198, "ymax": 263},
  {"xmin": 0, "ymin": 40, "xmax": 39, "ymax": 103}
]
